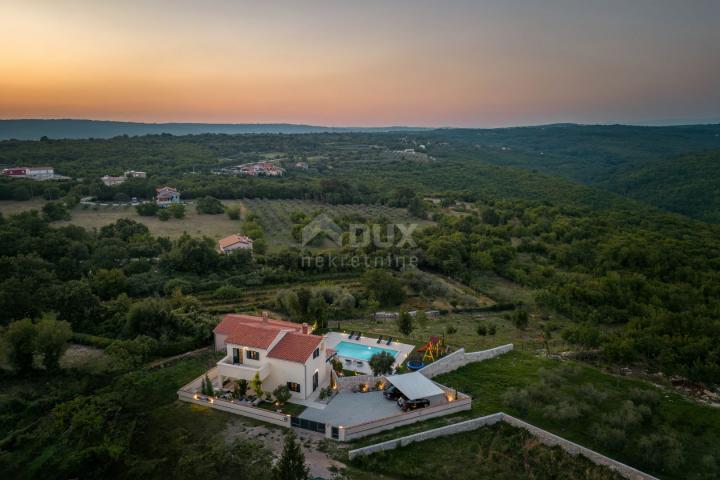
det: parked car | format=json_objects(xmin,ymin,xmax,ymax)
[
  {"xmin": 398, "ymin": 397, "xmax": 430, "ymax": 411},
  {"xmin": 383, "ymin": 385, "xmax": 405, "ymax": 400}
]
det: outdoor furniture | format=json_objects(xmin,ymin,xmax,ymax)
[
  {"xmin": 386, "ymin": 337, "xmax": 393, "ymax": 345},
  {"xmin": 376, "ymin": 335, "xmax": 384, "ymax": 343},
  {"xmin": 348, "ymin": 330, "xmax": 356, "ymax": 338},
  {"xmin": 356, "ymin": 332, "xmax": 362, "ymax": 340}
]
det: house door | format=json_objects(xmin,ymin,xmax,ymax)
[
  {"xmin": 312, "ymin": 371, "xmax": 319, "ymax": 391},
  {"xmin": 232, "ymin": 348, "xmax": 241, "ymax": 364}
]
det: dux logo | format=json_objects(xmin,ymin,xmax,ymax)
[
  {"xmin": 301, "ymin": 214, "xmax": 343, "ymax": 247},
  {"xmin": 301, "ymin": 214, "xmax": 417, "ymax": 248}
]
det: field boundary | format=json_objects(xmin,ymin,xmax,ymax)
[{"xmin": 348, "ymin": 412, "xmax": 659, "ymax": 480}]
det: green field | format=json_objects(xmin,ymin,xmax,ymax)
[{"xmin": 0, "ymin": 199, "xmax": 247, "ymax": 240}]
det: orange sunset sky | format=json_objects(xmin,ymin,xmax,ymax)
[{"xmin": 1, "ymin": 0, "xmax": 719, "ymax": 127}]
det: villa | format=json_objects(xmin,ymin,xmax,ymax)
[
  {"xmin": 214, "ymin": 312, "xmax": 330, "ymax": 400},
  {"xmin": 155, "ymin": 186, "xmax": 181, "ymax": 207}
]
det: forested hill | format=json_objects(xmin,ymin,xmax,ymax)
[
  {"xmin": 599, "ymin": 150, "xmax": 720, "ymax": 223},
  {"xmin": 0, "ymin": 119, "xmax": 428, "ymax": 140},
  {"xmin": 429, "ymin": 124, "xmax": 720, "ymax": 222}
]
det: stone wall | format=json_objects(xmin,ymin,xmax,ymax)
[
  {"xmin": 336, "ymin": 374, "xmax": 385, "ymax": 392},
  {"xmin": 348, "ymin": 412, "xmax": 659, "ymax": 480},
  {"xmin": 347, "ymin": 413, "xmax": 502, "ymax": 458},
  {"xmin": 418, "ymin": 344, "xmax": 514, "ymax": 378}
]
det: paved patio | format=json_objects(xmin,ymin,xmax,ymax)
[{"xmin": 297, "ymin": 391, "xmax": 400, "ymax": 426}]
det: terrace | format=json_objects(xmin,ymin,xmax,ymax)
[
  {"xmin": 216, "ymin": 355, "xmax": 270, "ymax": 381},
  {"xmin": 324, "ymin": 331, "xmax": 414, "ymax": 374}
]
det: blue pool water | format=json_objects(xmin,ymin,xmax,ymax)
[{"xmin": 334, "ymin": 341, "xmax": 399, "ymax": 361}]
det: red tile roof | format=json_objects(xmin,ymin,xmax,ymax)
[
  {"xmin": 225, "ymin": 324, "xmax": 283, "ymax": 350},
  {"xmin": 218, "ymin": 234, "xmax": 253, "ymax": 250},
  {"xmin": 268, "ymin": 333, "xmax": 322, "ymax": 363},
  {"xmin": 214, "ymin": 314, "xmax": 303, "ymax": 335}
]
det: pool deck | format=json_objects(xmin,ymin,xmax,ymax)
[{"xmin": 324, "ymin": 331, "xmax": 415, "ymax": 374}]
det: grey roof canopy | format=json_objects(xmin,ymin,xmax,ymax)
[{"xmin": 385, "ymin": 372, "xmax": 445, "ymax": 400}]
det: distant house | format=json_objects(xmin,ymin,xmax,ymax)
[
  {"xmin": 155, "ymin": 186, "xmax": 180, "ymax": 207},
  {"xmin": 101, "ymin": 175, "xmax": 126, "ymax": 187},
  {"xmin": 2, "ymin": 166, "xmax": 54, "ymax": 178},
  {"xmin": 294, "ymin": 161, "xmax": 308, "ymax": 170},
  {"xmin": 124, "ymin": 170, "xmax": 146, "ymax": 178},
  {"xmin": 26, "ymin": 166, "xmax": 54, "ymax": 177},
  {"xmin": 2, "ymin": 167, "xmax": 27, "ymax": 176},
  {"xmin": 218, "ymin": 234, "xmax": 254, "ymax": 254}
]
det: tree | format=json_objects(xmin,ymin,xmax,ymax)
[
  {"xmin": 6, "ymin": 318, "xmax": 38, "ymax": 372},
  {"xmin": 273, "ymin": 385, "xmax": 291, "ymax": 405},
  {"xmin": 369, "ymin": 351, "xmax": 395, "ymax": 376},
  {"xmin": 272, "ymin": 431, "xmax": 310, "ymax": 480},
  {"xmin": 196, "ymin": 196, "xmax": 224, "ymax": 214},
  {"xmin": 250, "ymin": 371, "xmax": 263, "ymax": 398},
  {"xmin": 236, "ymin": 379, "xmax": 249, "ymax": 398},
  {"xmin": 91, "ymin": 268, "xmax": 128, "ymax": 300},
  {"xmin": 511, "ymin": 309, "xmax": 529, "ymax": 330},
  {"xmin": 157, "ymin": 209, "xmax": 171, "ymax": 221},
  {"xmin": 396, "ymin": 310, "xmax": 414, "ymax": 335},
  {"xmin": 35, "ymin": 314, "xmax": 72, "ymax": 370},
  {"xmin": 201, "ymin": 374, "xmax": 215, "ymax": 396},
  {"xmin": 363, "ymin": 270, "xmax": 405, "ymax": 306},
  {"xmin": 42, "ymin": 201, "xmax": 70, "ymax": 221}
]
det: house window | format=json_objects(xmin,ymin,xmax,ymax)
[
  {"xmin": 313, "ymin": 371, "xmax": 319, "ymax": 391},
  {"xmin": 287, "ymin": 382, "xmax": 301, "ymax": 393},
  {"xmin": 246, "ymin": 350, "xmax": 260, "ymax": 361},
  {"xmin": 313, "ymin": 347, "xmax": 320, "ymax": 359}
]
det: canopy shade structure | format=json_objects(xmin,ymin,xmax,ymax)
[{"xmin": 385, "ymin": 372, "xmax": 445, "ymax": 400}]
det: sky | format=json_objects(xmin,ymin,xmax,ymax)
[{"xmin": 1, "ymin": 0, "xmax": 719, "ymax": 127}]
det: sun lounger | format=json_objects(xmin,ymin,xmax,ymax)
[
  {"xmin": 377, "ymin": 335, "xmax": 383, "ymax": 343},
  {"xmin": 356, "ymin": 332, "xmax": 362, "ymax": 340},
  {"xmin": 386, "ymin": 337, "xmax": 393, "ymax": 345}
]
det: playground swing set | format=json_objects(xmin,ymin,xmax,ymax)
[{"xmin": 407, "ymin": 335, "xmax": 448, "ymax": 370}]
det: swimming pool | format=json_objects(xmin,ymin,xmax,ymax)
[{"xmin": 334, "ymin": 341, "xmax": 399, "ymax": 362}]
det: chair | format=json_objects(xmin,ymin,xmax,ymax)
[
  {"xmin": 377, "ymin": 335, "xmax": 384, "ymax": 343},
  {"xmin": 386, "ymin": 337, "xmax": 393, "ymax": 345}
]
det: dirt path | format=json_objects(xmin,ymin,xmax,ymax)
[{"xmin": 223, "ymin": 422, "xmax": 347, "ymax": 479}]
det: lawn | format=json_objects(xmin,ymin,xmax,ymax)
[
  {"xmin": 350, "ymin": 422, "xmax": 624, "ymax": 480},
  {"xmin": 0, "ymin": 199, "xmax": 247, "ymax": 240}
]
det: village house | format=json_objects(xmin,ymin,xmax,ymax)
[
  {"xmin": 217, "ymin": 234, "xmax": 254, "ymax": 253},
  {"xmin": 124, "ymin": 170, "xmax": 146, "ymax": 178},
  {"xmin": 214, "ymin": 312, "xmax": 330, "ymax": 401},
  {"xmin": 155, "ymin": 186, "xmax": 180, "ymax": 207},
  {"xmin": 2, "ymin": 166, "xmax": 54, "ymax": 178}
]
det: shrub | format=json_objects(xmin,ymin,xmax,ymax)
[
  {"xmin": 511, "ymin": 309, "xmax": 529, "ymax": 329},
  {"xmin": 637, "ymin": 432, "xmax": 684, "ymax": 471},
  {"xmin": 476, "ymin": 323, "xmax": 487, "ymax": 336},
  {"xmin": 601, "ymin": 400, "xmax": 650, "ymax": 429},
  {"xmin": 136, "ymin": 202, "xmax": 158, "ymax": 216},
  {"xmin": 446, "ymin": 324, "xmax": 457, "ymax": 335},
  {"xmin": 590, "ymin": 423, "xmax": 627, "ymax": 451},
  {"xmin": 542, "ymin": 400, "xmax": 583, "ymax": 421},
  {"xmin": 196, "ymin": 196, "xmax": 224, "ymax": 214},
  {"xmin": 213, "ymin": 284, "xmax": 242, "ymax": 300},
  {"xmin": 157, "ymin": 209, "xmax": 171, "ymax": 221},
  {"xmin": 168, "ymin": 203, "xmax": 185, "ymax": 219},
  {"xmin": 396, "ymin": 311, "xmax": 414, "ymax": 335},
  {"xmin": 577, "ymin": 383, "xmax": 608, "ymax": 405},
  {"xmin": 226, "ymin": 207, "xmax": 241, "ymax": 220},
  {"xmin": 318, "ymin": 388, "xmax": 327, "ymax": 400},
  {"xmin": 369, "ymin": 351, "xmax": 395, "ymax": 376},
  {"xmin": 488, "ymin": 323, "xmax": 497, "ymax": 335},
  {"xmin": 236, "ymin": 379, "xmax": 248, "ymax": 398},
  {"xmin": 273, "ymin": 385, "xmax": 291, "ymax": 405},
  {"xmin": 502, "ymin": 387, "xmax": 531, "ymax": 415}
]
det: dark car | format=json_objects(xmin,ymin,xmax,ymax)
[
  {"xmin": 383, "ymin": 385, "xmax": 405, "ymax": 400},
  {"xmin": 398, "ymin": 397, "xmax": 430, "ymax": 411}
]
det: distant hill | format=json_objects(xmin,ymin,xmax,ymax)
[
  {"xmin": 602, "ymin": 149, "xmax": 720, "ymax": 223},
  {"xmin": 0, "ymin": 119, "xmax": 428, "ymax": 140}
]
